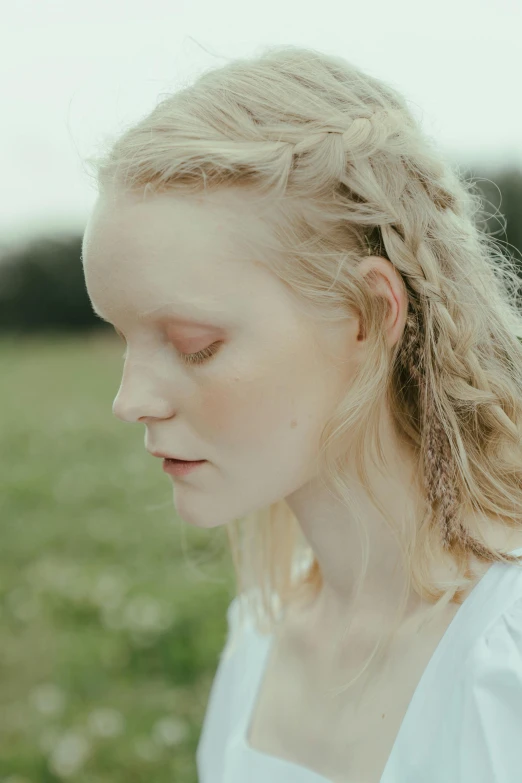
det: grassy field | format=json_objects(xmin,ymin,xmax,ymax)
[{"xmin": 0, "ymin": 332, "xmax": 236, "ymax": 783}]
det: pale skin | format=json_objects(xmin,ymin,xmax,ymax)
[{"xmin": 82, "ymin": 184, "xmax": 522, "ymax": 673}]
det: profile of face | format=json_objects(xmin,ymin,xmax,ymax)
[{"xmin": 82, "ymin": 187, "xmax": 362, "ymax": 529}]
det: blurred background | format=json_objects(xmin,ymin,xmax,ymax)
[{"xmin": 2, "ymin": 1, "xmax": 522, "ymax": 781}]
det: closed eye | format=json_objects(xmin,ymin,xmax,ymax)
[
  {"xmin": 113, "ymin": 327, "xmax": 222, "ymax": 367},
  {"xmin": 178, "ymin": 341, "xmax": 222, "ymax": 366}
]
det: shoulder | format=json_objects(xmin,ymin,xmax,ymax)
[
  {"xmin": 456, "ymin": 594, "xmax": 522, "ymax": 778},
  {"xmin": 226, "ymin": 594, "xmax": 240, "ymax": 628},
  {"xmin": 221, "ymin": 593, "xmax": 256, "ymax": 662},
  {"xmin": 467, "ymin": 590, "xmax": 522, "ymax": 685}
]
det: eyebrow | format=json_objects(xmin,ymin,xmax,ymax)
[{"xmin": 91, "ymin": 305, "xmax": 226, "ymax": 329}]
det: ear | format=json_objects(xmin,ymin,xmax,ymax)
[{"xmin": 356, "ymin": 256, "xmax": 408, "ymax": 347}]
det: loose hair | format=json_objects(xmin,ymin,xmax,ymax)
[{"xmin": 85, "ymin": 45, "xmax": 522, "ymax": 693}]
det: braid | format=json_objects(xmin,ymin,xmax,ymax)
[
  {"xmin": 399, "ymin": 308, "xmax": 460, "ymax": 549},
  {"xmin": 293, "ymin": 113, "xmax": 521, "ymax": 565},
  {"xmin": 292, "ymin": 109, "xmax": 402, "ymax": 161},
  {"xmin": 398, "ymin": 307, "xmax": 513, "ymax": 561}
]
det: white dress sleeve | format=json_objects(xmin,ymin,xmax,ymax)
[
  {"xmin": 457, "ymin": 594, "xmax": 522, "ymax": 782},
  {"xmin": 196, "ymin": 598, "xmax": 241, "ymax": 783}
]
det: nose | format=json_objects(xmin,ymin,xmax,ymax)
[
  {"xmin": 110, "ymin": 350, "xmax": 178, "ymax": 423},
  {"xmin": 112, "ymin": 384, "xmax": 173, "ymax": 423},
  {"xmin": 112, "ymin": 392, "xmax": 134, "ymax": 422}
]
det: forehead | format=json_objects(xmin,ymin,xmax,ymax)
[
  {"xmin": 84, "ymin": 189, "xmax": 233, "ymax": 260},
  {"xmin": 82, "ymin": 188, "xmax": 279, "ymax": 322},
  {"xmin": 83, "ymin": 188, "xmax": 279, "ymax": 270}
]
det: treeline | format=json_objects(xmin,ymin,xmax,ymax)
[{"xmin": 1, "ymin": 165, "xmax": 521, "ymax": 334}]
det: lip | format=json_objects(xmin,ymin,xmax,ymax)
[
  {"xmin": 162, "ymin": 458, "xmax": 207, "ymax": 477},
  {"xmin": 149, "ymin": 450, "xmax": 203, "ymax": 461}
]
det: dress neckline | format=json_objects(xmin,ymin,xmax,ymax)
[{"xmin": 234, "ymin": 546, "xmax": 522, "ymax": 783}]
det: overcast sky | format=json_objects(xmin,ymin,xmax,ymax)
[{"xmin": 2, "ymin": 0, "xmax": 521, "ymax": 247}]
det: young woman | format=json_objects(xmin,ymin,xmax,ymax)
[{"xmin": 81, "ymin": 46, "xmax": 522, "ymax": 782}]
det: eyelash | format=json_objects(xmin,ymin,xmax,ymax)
[
  {"xmin": 178, "ymin": 341, "xmax": 222, "ymax": 366},
  {"xmin": 116, "ymin": 332, "xmax": 222, "ymax": 367}
]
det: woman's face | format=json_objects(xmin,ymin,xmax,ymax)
[{"xmin": 82, "ymin": 187, "xmax": 360, "ymax": 528}]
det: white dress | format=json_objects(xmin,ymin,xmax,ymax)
[{"xmin": 196, "ymin": 546, "xmax": 522, "ymax": 782}]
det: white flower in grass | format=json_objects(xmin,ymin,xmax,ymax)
[
  {"xmin": 123, "ymin": 595, "xmax": 173, "ymax": 634},
  {"xmin": 48, "ymin": 731, "xmax": 91, "ymax": 777},
  {"xmin": 32, "ymin": 560, "xmax": 81, "ymax": 596},
  {"xmin": 30, "ymin": 683, "xmax": 66, "ymax": 716},
  {"xmin": 129, "ymin": 630, "xmax": 159, "ymax": 648},
  {"xmin": 92, "ymin": 571, "xmax": 128, "ymax": 610},
  {"xmin": 152, "ymin": 716, "xmax": 189, "ymax": 747},
  {"xmin": 87, "ymin": 707, "xmax": 125, "ymax": 738},
  {"xmin": 6, "ymin": 586, "xmax": 39, "ymax": 622},
  {"xmin": 3, "ymin": 776, "xmax": 32, "ymax": 783},
  {"xmin": 100, "ymin": 605, "xmax": 125, "ymax": 631},
  {"xmin": 134, "ymin": 737, "xmax": 162, "ymax": 762}
]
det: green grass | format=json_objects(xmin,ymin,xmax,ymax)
[{"xmin": 0, "ymin": 332, "xmax": 236, "ymax": 783}]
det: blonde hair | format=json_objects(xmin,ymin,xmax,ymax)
[{"xmin": 85, "ymin": 45, "xmax": 522, "ymax": 692}]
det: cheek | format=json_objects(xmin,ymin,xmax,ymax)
[
  {"xmin": 198, "ymin": 364, "xmax": 295, "ymax": 434},
  {"xmin": 198, "ymin": 355, "xmax": 328, "ymax": 452},
  {"xmin": 200, "ymin": 371, "xmax": 292, "ymax": 443}
]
